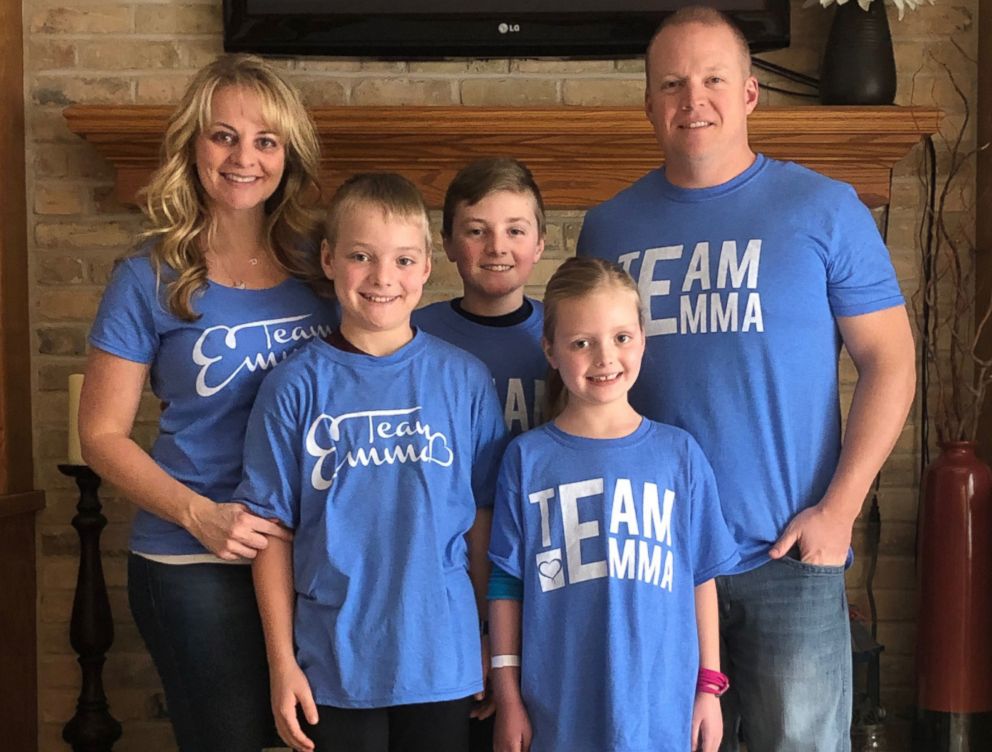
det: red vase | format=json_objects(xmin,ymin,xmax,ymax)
[{"xmin": 916, "ymin": 441, "xmax": 992, "ymax": 713}]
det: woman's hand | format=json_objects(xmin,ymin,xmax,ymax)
[
  {"xmin": 81, "ymin": 349, "xmax": 295, "ymax": 559},
  {"xmin": 270, "ymin": 659, "xmax": 319, "ymax": 752},
  {"xmin": 187, "ymin": 499, "xmax": 292, "ymax": 560}
]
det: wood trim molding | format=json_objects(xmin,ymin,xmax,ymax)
[
  {"xmin": 0, "ymin": 491, "xmax": 46, "ymax": 519},
  {"xmin": 0, "ymin": 510, "xmax": 39, "ymax": 752},
  {"xmin": 1, "ymin": 0, "xmax": 39, "ymax": 749},
  {"xmin": 63, "ymin": 105, "xmax": 941, "ymax": 209},
  {"xmin": 1, "ymin": 0, "xmax": 35, "ymax": 496}
]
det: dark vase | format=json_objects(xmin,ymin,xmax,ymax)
[
  {"xmin": 819, "ymin": 0, "xmax": 897, "ymax": 105},
  {"xmin": 913, "ymin": 442, "xmax": 992, "ymax": 751}
]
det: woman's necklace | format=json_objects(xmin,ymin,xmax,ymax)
[{"xmin": 210, "ymin": 251, "xmax": 261, "ymax": 290}]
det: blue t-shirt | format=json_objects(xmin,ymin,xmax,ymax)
[
  {"xmin": 235, "ymin": 332, "xmax": 508, "ymax": 708},
  {"xmin": 413, "ymin": 299, "xmax": 546, "ymax": 436},
  {"xmin": 489, "ymin": 420, "xmax": 739, "ymax": 752},
  {"xmin": 88, "ymin": 254, "xmax": 338, "ymax": 555},
  {"xmin": 577, "ymin": 155, "xmax": 903, "ymax": 572}
]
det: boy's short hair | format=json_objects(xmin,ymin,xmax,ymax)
[
  {"xmin": 442, "ymin": 158, "xmax": 546, "ymax": 238},
  {"xmin": 324, "ymin": 172, "xmax": 432, "ymax": 253}
]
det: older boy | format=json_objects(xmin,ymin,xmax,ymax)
[{"xmin": 414, "ymin": 158, "xmax": 548, "ymax": 437}]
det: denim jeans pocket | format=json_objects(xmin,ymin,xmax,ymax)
[{"xmin": 777, "ymin": 555, "xmax": 846, "ymax": 575}]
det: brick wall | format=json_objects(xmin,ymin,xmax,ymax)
[{"xmin": 23, "ymin": 1, "xmax": 977, "ymax": 749}]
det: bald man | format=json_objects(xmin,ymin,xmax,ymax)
[{"xmin": 578, "ymin": 7, "xmax": 915, "ymax": 751}]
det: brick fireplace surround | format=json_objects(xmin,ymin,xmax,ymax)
[{"xmin": 2, "ymin": 2, "xmax": 984, "ymax": 750}]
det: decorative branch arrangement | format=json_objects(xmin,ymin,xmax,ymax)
[{"xmin": 915, "ymin": 45, "xmax": 991, "ymax": 445}]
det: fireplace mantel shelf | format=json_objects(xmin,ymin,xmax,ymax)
[{"xmin": 63, "ymin": 105, "xmax": 941, "ymax": 209}]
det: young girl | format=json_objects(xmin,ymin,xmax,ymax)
[
  {"xmin": 237, "ymin": 173, "xmax": 508, "ymax": 752},
  {"xmin": 487, "ymin": 257, "xmax": 739, "ymax": 752}
]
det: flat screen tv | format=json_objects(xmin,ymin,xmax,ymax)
[{"xmin": 223, "ymin": 0, "xmax": 790, "ymax": 59}]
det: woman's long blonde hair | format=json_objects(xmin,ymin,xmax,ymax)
[
  {"xmin": 138, "ymin": 53, "xmax": 326, "ymax": 320},
  {"xmin": 542, "ymin": 257, "xmax": 643, "ymax": 421}
]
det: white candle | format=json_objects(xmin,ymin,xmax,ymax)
[{"xmin": 68, "ymin": 373, "xmax": 85, "ymax": 465}]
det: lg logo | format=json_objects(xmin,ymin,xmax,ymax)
[{"xmin": 497, "ymin": 22, "xmax": 521, "ymax": 34}]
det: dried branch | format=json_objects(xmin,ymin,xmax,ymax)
[{"xmin": 914, "ymin": 48, "xmax": 989, "ymax": 444}]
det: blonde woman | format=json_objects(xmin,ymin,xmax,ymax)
[{"xmin": 79, "ymin": 54, "xmax": 337, "ymax": 752}]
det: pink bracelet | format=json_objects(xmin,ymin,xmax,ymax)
[{"xmin": 697, "ymin": 668, "xmax": 730, "ymax": 697}]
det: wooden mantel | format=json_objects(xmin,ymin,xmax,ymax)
[{"xmin": 63, "ymin": 105, "xmax": 941, "ymax": 209}]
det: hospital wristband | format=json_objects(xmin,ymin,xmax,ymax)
[
  {"xmin": 491, "ymin": 654, "xmax": 521, "ymax": 669},
  {"xmin": 696, "ymin": 668, "xmax": 730, "ymax": 697}
]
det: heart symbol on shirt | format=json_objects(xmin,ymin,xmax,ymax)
[{"xmin": 538, "ymin": 558, "xmax": 562, "ymax": 580}]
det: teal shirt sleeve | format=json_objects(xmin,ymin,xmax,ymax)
[{"xmin": 487, "ymin": 564, "xmax": 523, "ymax": 601}]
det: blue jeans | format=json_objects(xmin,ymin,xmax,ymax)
[
  {"xmin": 717, "ymin": 556, "xmax": 852, "ymax": 752},
  {"xmin": 127, "ymin": 554, "xmax": 277, "ymax": 752}
]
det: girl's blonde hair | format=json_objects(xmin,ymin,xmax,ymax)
[
  {"xmin": 138, "ymin": 53, "xmax": 326, "ymax": 320},
  {"xmin": 542, "ymin": 256, "xmax": 643, "ymax": 421}
]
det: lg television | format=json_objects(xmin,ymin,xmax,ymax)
[{"xmin": 223, "ymin": 0, "xmax": 790, "ymax": 59}]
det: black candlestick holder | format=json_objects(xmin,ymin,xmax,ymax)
[{"xmin": 58, "ymin": 464, "xmax": 121, "ymax": 752}]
